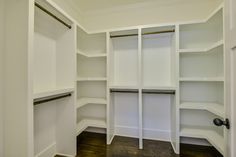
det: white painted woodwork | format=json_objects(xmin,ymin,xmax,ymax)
[
  {"xmin": 3, "ymin": 0, "xmax": 34, "ymax": 156},
  {"xmin": 227, "ymin": 0, "xmax": 236, "ymax": 155},
  {"xmin": 179, "ymin": 6, "xmax": 225, "ymax": 155},
  {"xmin": 33, "ymin": 1, "xmax": 76, "ymax": 156},
  {"xmin": 76, "ymin": 26, "xmax": 108, "ymax": 139},
  {"xmin": 0, "ymin": 0, "xmax": 4, "ymax": 156}
]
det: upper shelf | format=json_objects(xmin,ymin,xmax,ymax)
[
  {"xmin": 180, "ymin": 102, "xmax": 224, "ymax": 118},
  {"xmin": 179, "ymin": 40, "xmax": 223, "ymax": 53},
  {"xmin": 77, "ymin": 77, "xmax": 107, "ymax": 82},
  {"xmin": 77, "ymin": 97, "xmax": 107, "ymax": 109},
  {"xmin": 179, "ymin": 77, "xmax": 224, "ymax": 82},
  {"xmin": 77, "ymin": 50, "xmax": 107, "ymax": 58},
  {"xmin": 33, "ymin": 87, "xmax": 74, "ymax": 99}
]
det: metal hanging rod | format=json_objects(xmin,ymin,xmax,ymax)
[
  {"xmin": 35, "ymin": 2, "xmax": 72, "ymax": 29},
  {"xmin": 34, "ymin": 93, "xmax": 72, "ymax": 105},
  {"xmin": 142, "ymin": 90, "xmax": 175, "ymax": 95},
  {"xmin": 110, "ymin": 29, "xmax": 175, "ymax": 38},
  {"xmin": 110, "ymin": 89, "xmax": 138, "ymax": 93}
]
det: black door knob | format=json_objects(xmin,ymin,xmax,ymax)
[{"xmin": 213, "ymin": 118, "xmax": 230, "ymax": 129}]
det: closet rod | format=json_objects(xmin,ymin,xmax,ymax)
[
  {"xmin": 35, "ymin": 2, "xmax": 72, "ymax": 29},
  {"xmin": 142, "ymin": 90, "xmax": 175, "ymax": 95},
  {"xmin": 110, "ymin": 29, "xmax": 175, "ymax": 38},
  {"xmin": 34, "ymin": 93, "xmax": 72, "ymax": 105},
  {"xmin": 110, "ymin": 89, "xmax": 138, "ymax": 93}
]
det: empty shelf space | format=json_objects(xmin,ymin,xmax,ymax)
[
  {"xmin": 77, "ymin": 97, "xmax": 107, "ymax": 109},
  {"xmin": 180, "ymin": 125, "xmax": 224, "ymax": 155},
  {"xmin": 76, "ymin": 119, "xmax": 106, "ymax": 135},
  {"xmin": 179, "ymin": 77, "xmax": 224, "ymax": 82},
  {"xmin": 180, "ymin": 102, "xmax": 224, "ymax": 117},
  {"xmin": 77, "ymin": 77, "xmax": 107, "ymax": 81},
  {"xmin": 77, "ymin": 50, "xmax": 107, "ymax": 58},
  {"xmin": 179, "ymin": 40, "xmax": 223, "ymax": 53},
  {"xmin": 33, "ymin": 87, "xmax": 74, "ymax": 99}
]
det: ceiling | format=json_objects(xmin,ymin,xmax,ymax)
[{"xmin": 73, "ymin": 0, "xmax": 203, "ymax": 13}]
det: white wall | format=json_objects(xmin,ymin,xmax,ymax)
[
  {"xmin": 52, "ymin": 0, "xmax": 222, "ymax": 33},
  {"xmin": 0, "ymin": 0, "xmax": 4, "ymax": 156}
]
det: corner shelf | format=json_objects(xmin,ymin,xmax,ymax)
[
  {"xmin": 180, "ymin": 102, "xmax": 224, "ymax": 118},
  {"xmin": 179, "ymin": 77, "xmax": 224, "ymax": 82},
  {"xmin": 77, "ymin": 97, "xmax": 107, "ymax": 109},
  {"xmin": 180, "ymin": 125, "xmax": 224, "ymax": 155},
  {"xmin": 33, "ymin": 87, "xmax": 74, "ymax": 99},
  {"xmin": 76, "ymin": 118, "xmax": 107, "ymax": 135},
  {"xmin": 77, "ymin": 50, "xmax": 107, "ymax": 58},
  {"xmin": 179, "ymin": 40, "xmax": 223, "ymax": 53},
  {"xmin": 77, "ymin": 77, "xmax": 107, "ymax": 82}
]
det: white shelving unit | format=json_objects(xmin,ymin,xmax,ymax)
[
  {"xmin": 3, "ymin": 0, "xmax": 229, "ymax": 157},
  {"xmin": 76, "ymin": 26, "xmax": 108, "ymax": 136},
  {"xmin": 107, "ymin": 26, "xmax": 178, "ymax": 150},
  {"xmin": 33, "ymin": 1, "xmax": 76, "ymax": 156},
  {"xmin": 178, "ymin": 6, "xmax": 225, "ymax": 156}
]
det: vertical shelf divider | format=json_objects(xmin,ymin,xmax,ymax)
[{"xmin": 138, "ymin": 28, "xmax": 143, "ymax": 149}]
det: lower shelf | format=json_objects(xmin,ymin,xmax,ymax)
[
  {"xmin": 76, "ymin": 119, "xmax": 107, "ymax": 135},
  {"xmin": 180, "ymin": 125, "xmax": 224, "ymax": 155}
]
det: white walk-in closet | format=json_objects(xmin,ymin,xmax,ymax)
[{"xmin": 1, "ymin": 0, "xmax": 236, "ymax": 157}]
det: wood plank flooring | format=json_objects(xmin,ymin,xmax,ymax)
[{"xmin": 56, "ymin": 131, "xmax": 223, "ymax": 157}]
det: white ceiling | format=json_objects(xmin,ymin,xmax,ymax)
[{"xmin": 73, "ymin": 0, "xmax": 204, "ymax": 13}]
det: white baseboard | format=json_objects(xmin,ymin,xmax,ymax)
[
  {"xmin": 35, "ymin": 143, "xmax": 56, "ymax": 157},
  {"xmin": 35, "ymin": 143, "xmax": 75, "ymax": 157},
  {"xmin": 115, "ymin": 125, "xmax": 171, "ymax": 142}
]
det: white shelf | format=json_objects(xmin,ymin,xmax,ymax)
[
  {"xmin": 180, "ymin": 125, "xmax": 224, "ymax": 155},
  {"xmin": 76, "ymin": 118, "xmax": 106, "ymax": 135},
  {"xmin": 33, "ymin": 87, "xmax": 74, "ymax": 99},
  {"xmin": 77, "ymin": 77, "xmax": 107, "ymax": 81},
  {"xmin": 179, "ymin": 77, "xmax": 224, "ymax": 82},
  {"xmin": 77, "ymin": 97, "xmax": 107, "ymax": 109},
  {"xmin": 142, "ymin": 86, "xmax": 176, "ymax": 91},
  {"xmin": 179, "ymin": 40, "xmax": 223, "ymax": 53},
  {"xmin": 109, "ymin": 85, "xmax": 139, "ymax": 90},
  {"xmin": 77, "ymin": 50, "xmax": 107, "ymax": 58},
  {"xmin": 180, "ymin": 102, "xmax": 224, "ymax": 117}
]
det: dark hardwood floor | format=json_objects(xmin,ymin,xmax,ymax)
[{"xmin": 57, "ymin": 131, "xmax": 223, "ymax": 157}]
